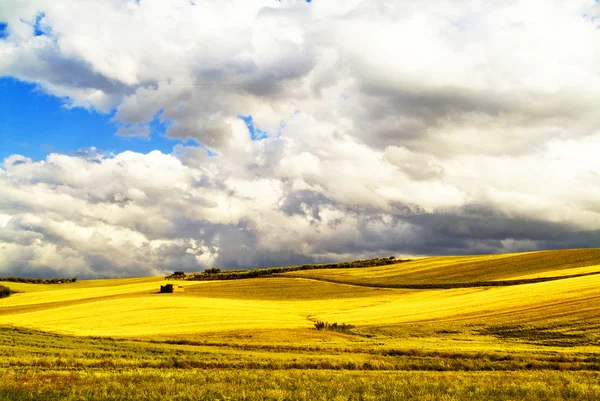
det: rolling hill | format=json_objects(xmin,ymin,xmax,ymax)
[
  {"xmin": 284, "ymin": 248, "xmax": 600, "ymax": 286},
  {"xmin": 0, "ymin": 248, "xmax": 598, "ymax": 348},
  {"xmin": 2, "ymin": 249, "xmax": 600, "ymax": 400}
]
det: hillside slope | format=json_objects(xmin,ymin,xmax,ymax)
[
  {"xmin": 0, "ymin": 248, "xmax": 599, "ymax": 350},
  {"xmin": 284, "ymin": 249, "xmax": 600, "ymax": 286}
]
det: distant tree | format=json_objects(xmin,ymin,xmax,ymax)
[{"xmin": 166, "ymin": 256, "xmax": 410, "ymax": 282}]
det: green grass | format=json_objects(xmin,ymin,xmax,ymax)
[
  {"xmin": 8, "ymin": 325, "xmax": 598, "ymax": 372},
  {"xmin": 2, "ymin": 370, "xmax": 600, "ymax": 401},
  {"xmin": 2, "ymin": 325, "xmax": 600, "ymax": 400},
  {"xmin": 2, "ymin": 249, "xmax": 600, "ymax": 399}
]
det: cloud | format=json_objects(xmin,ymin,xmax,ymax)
[
  {"xmin": 2, "ymin": 125, "xmax": 600, "ymax": 278},
  {"xmin": 1, "ymin": 0, "xmax": 600, "ymax": 277},
  {"xmin": 3, "ymin": 0, "xmax": 596, "ymax": 151}
]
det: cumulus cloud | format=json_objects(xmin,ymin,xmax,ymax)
[
  {"xmin": 1, "ymin": 0, "xmax": 600, "ymax": 277},
  {"xmin": 2, "ymin": 122, "xmax": 600, "ymax": 278}
]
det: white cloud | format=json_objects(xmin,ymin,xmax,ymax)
[{"xmin": 1, "ymin": 0, "xmax": 600, "ymax": 277}]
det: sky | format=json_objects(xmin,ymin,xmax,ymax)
[{"xmin": 1, "ymin": 0, "xmax": 600, "ymax": 279}]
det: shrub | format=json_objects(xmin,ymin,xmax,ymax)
[
  {"xmin": 160, "ymin": 284, "xmax": 174, "ymax": 293},
  {"xmin": 165, "ymin": 271, "xmax": 187, "ymax": 280},
  {"xmin": 0, "ymin": 285, "xmax": 12, "ymax": 298},
  {"xmin": 314, "ymin": 321, "xmax": 355, "ymax": 332}
]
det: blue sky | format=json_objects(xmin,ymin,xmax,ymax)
[
  {"xmin": 0, "ymin": 22, "xmax": 8, "ymax": 39},
  {"xmin": 0, "ymin": 78, "xmax": 182, "ymax": 161},
  {"xmin": 0, "ymin": 78, "xmax": 269, "ymax": 161}
]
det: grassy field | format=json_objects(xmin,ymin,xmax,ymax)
[{"xmin": 1, "ymin": 249, "xmax": 600, "ymax": 399}]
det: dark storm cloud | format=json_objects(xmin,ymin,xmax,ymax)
[
  {"xmin": 280, "ymin": 190, "xmax": 334, "ymax": 221},
  {"xmin": 314, "ymin": 205, "xmax": 596, "ymax": 258}
]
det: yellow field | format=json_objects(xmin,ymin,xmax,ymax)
[
  {"xmin": 1, "ymin": 249, "xmax": 600, "ymax": 352},
  {"xmin": 2, "ymin": 249, "xmax": 600, "ymax": 400},
  {"xmin": 285, "ymin": 248, "xmax": 600, "ymax": 285}
]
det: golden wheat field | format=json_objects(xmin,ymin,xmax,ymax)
[
  {"xmin": 2, "ymin": 248, "xmax": 600, "ymax": 400},
  {"xmin": 2, "ymin": 249, "xmax": 600, "ymax": 343}
]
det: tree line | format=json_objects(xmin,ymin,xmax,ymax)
[
  {"xmin": 0, "ymin": 277, "xmax": 78, "ymax": 284},
  {"xmin": 165, "ymin": 256, "xmax": 407, "ymax": 281}
]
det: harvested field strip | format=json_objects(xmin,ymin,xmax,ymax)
[
  {"xmin": 181, "ymin": 277, "xmax": 397, "ymax": 300},
  {"xmin": 2, "ymin": 326, "xmax": 600, "ymax": 372}
]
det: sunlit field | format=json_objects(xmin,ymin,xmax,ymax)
[
  {"xmin": 285, "ymin": 248, "xmax": 600, "ymax": 285},
  {"xmin": 2, "ymin": 249, "xmax": 600, "ymax": 400}
]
